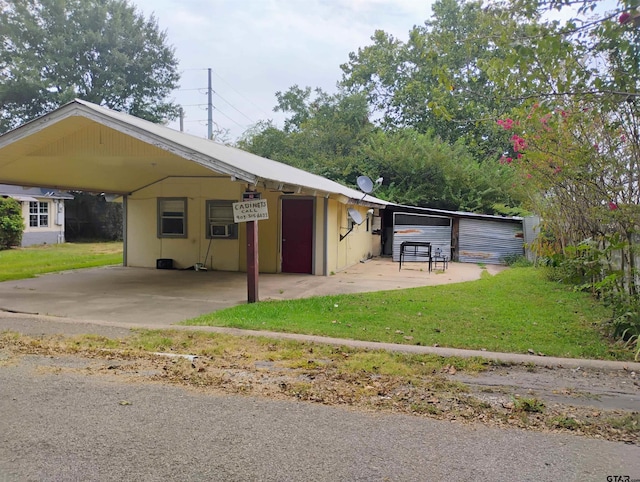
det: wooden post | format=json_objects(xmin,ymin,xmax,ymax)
[{"xmin": 247, "ymin": 219, "xmax": 259, "ymax": 303}]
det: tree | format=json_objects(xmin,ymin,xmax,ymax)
[
  {"xmin": 340, "ymin": 0, "xmax": 521, "ymax": 160},
  {"xmin": 0, "ymin": 0, "xmax": 180, "ymax": 133},
  {"xmin": 240, "ymin": 86, "xmax": 522, "ymax": 213},
  {"xmin": 0, "ymin": 197, "xmax": 24, "ymax": 249},
  {"xmin": 239, "ymin": 87, "xmax": 375, "ymax": 182},
  {"xmin": 486, "ymin": 0, "xmax": 640, "ymax": 345},
  {"xmin": 359, "ymin": 129, "xmax": 521, "ymax": 212}
]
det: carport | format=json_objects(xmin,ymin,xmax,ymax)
[
  {"xmin": 0, "ymin": 260, "xmax": 497, "ymax": 326},
  {"xmin": 0, "ymin": 99, "xmax": 388, "ymax": 302}
]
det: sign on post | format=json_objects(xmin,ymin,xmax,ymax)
[{"xmin": 233, "ymin": 199, "xmax": 269, "ymax": 223}]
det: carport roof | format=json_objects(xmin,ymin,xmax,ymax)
[{"xmin": 0, "ymin": 99, "xmax": 388, "ymax": 207}]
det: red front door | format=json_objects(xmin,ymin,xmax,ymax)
[{"xmin": 282, "ymin": 198, "xmax": 314, "ymax": 273}]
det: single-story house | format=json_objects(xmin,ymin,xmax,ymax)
[
  {"xmin": 0, "ymin": 99, "xmax": 388, "ymax": 275},
  {"xmin": 0, "ymin": 183, "xmax": 73, "ymax": 246}
]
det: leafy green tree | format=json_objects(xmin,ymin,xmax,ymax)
[
  {"xmin": 340, "ymin": 0, "xmax": 520, "ymax": 160},
  {"xmin": 359, "ymin": 129, "xmax": 522, "ymax": 211},
  {"xmin": 239, "ymin": 87, "xmax": 374, "ymax": 181},
  {"xmin": 486, "ymin": 0, "xmax": 640, "ymax": 345},
  {"xmin": 0, "ymin": 0, "xmax": 180, "ymax": 132},
  {"xmin": 0, "ymin": 197, "xmax": 24, "ymax": 249},
  {"xmin": 240, "ymin": 88, "xmax": 522, "ymax": 213}
]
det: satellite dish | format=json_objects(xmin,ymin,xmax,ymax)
[
  {"xmin": 347, "ymin": 207, "xmax": 364, "ymax": 225},
  {"xmin": 356, "ymin": 176, "xmax": 374, "ymax": 194}
]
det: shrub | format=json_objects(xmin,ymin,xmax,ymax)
[
  {"xmin": 0, "ymin": 197, "xmax": 24, "ymax": 249},
  {"xmin": 501, "ymin": 254, "xmax": 532, "ymax": 267}
]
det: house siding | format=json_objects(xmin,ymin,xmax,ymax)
[
  {"xmin": 125, "ymin": 177, "xmax": 378, "ymax": 274},
  {"xmin": 20, "ymin": 198, "xmax": 66, "ymax": 247},
  {"xmin": 330, "ymin": 202, "xmax": 375, "ymax": 273},
  {"xmin": 22, "ymin": 230, "xmax": 64, "ymax": 246},
  {"xmin": 127, "ymin": 177, "xmax": 244, "ymax": 271}
]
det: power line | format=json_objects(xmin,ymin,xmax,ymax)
[
  {"xmin": 180, "ymin": 98, "xmax": 254, "ymax": 129},
  {"xmin": 174, "ymin": 67, "xmax": 261, "ymax": 137},
  {"xmin": 215, "ymin": 92, "xmax": 255, "ymax": 124},
  {"xmin": 175, "ymin": 87, "xmax": 207, "ymax": 92},
  {"xmin": 213, "ymin": 108, "xmax": 247, "ymax": 130},
  {"xmin": 211, "ymin": 70, "xmax": 272, "ymax": 119}
]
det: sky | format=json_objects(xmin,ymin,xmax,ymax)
[{"xmin": 129, "ymin": 0, "xmax": 434, "ymax": 141}]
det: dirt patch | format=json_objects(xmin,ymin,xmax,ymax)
[
  {"xmin": 453, "ymin": 364, "xmax": 639, "ymax": 412},
  {"xmin": 1, "ymin": 333, "xmax": 638, "ymax": 445}
]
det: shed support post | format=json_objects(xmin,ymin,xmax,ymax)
[{"xmin": 247, "ymin": 220, "xmax": 259, "ymax": 303}]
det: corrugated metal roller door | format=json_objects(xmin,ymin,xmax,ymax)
[
  {"xmin": 392, "ymin": 213, "xmax": 452, "ymax": 262},
  {"xmin": 458, "ymin": 218, "xmax": 524, "ymax": 264}
]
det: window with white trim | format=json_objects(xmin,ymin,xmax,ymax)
[
  {"xmin": 29, "ymin": 201, "xmax": 49, "ymax": 227},
  {"xmin": 206, "ymin": 200, "xmax": 237, "ymax": 239},
  {"xmin": 158, "ymin": 198, "xmax": 187, "ymax": 237}
]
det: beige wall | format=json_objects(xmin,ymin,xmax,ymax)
[
  {"xmin": 238, "ymin": 189, "xmax": 282, "ymax": 274},
  {"xmin": 326, "ymin": 201, "xmax": 378, "ymax": 274},
  {"xmin": 126, "ymin": 176, "xmax": 381, "ymax": 275},
  {"xmin": 21, "ymin": 198, "xmax": 66, "ymax": 244},
  {"xmin": 314, "ymin": 198, "xmax": 325, "ymax": 275},
  {"xmin": 127, "ymin": 177, "xmax": 244, "ymax": 270}
]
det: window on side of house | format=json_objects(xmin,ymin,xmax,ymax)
[
  {"xmin": 29, "ymin": 201, "xmax": 49, "ymax": 227},
  {"xmin": 206, "ymin": 200, "xmax": 237, "ymax": 239},
  {"xmin": 158, "ymin": 198, "xmax": 187, "ymax": 238}
]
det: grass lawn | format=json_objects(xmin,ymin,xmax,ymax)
[
  {"xmin": 0, "ymin": 242, "xmax": 123, "ymax": 281},
  {"xmin": 184, "ymin": 267, "xmax": 632, "ymax": 360}
]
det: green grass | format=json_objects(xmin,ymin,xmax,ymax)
[
  {"xmin": 0, "ymin": 242, "xmax": 123, "ymax": 281},
  {"xmin": 184, "ymin": 267, "xmax": 631, "ymax": 360}
]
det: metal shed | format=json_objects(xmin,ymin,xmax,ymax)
[
  {"xmin": 382, "ymin": 204, "xmax": 526, "ymax": 265},
  {"xmin": 457, "ymin": 218, "xmax": 524, "ymax": 264},
  {"xmin": 391, "ymin": 212, "xmax": 452, "ymax": 262}
]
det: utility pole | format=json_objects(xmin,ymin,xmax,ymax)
[{"xmin": 207, "ymin": 68, "xmax": 213, "ymax": 140}]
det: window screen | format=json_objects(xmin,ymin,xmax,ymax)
[
  {"xmin": 206, "ymin": 200, "xmax": 237, "ymax": 239},
  {"xmin": 158, "ymin": 198, "xmax": 187, "ymax": 237}
]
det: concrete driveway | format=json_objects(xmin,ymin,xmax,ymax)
[{"xmin": 0, "ymin": 258, "xmax": 503, "ymax": 326}]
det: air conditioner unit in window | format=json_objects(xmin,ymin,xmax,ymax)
[{"xmin": 210, "ymin": 224, "xmax": 229, "ymax": 237}]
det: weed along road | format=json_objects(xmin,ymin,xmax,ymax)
[
  {"xmin": 0, "ymin": 345, "xmax": 638, "ymax": 480},
  {"xmin": 1, "ymin": 358, "xmax": 638, "ymax": 481}
]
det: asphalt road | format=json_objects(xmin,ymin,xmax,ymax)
[{"xmin": 1, "ymin": 354, "xmax": 639, "ymax": 482}]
